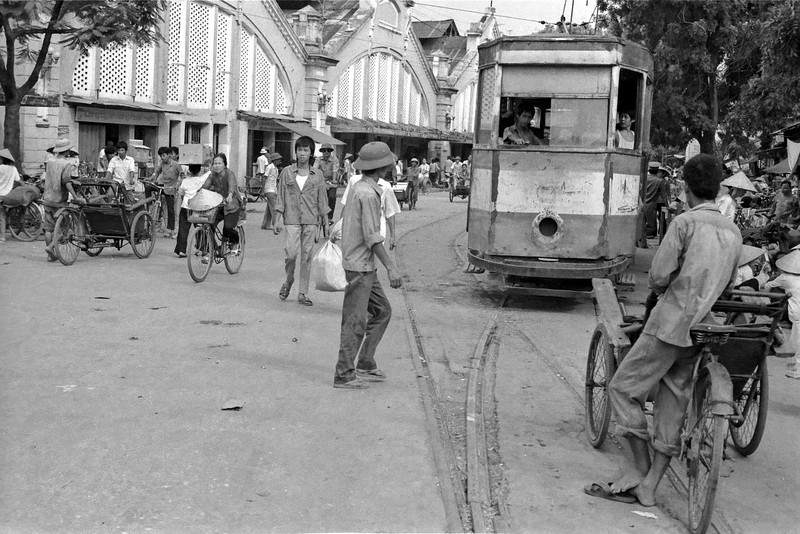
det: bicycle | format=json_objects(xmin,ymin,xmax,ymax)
[{"xmin": 186, "ymin": 205, "xmax": 245, "ymax": 283}]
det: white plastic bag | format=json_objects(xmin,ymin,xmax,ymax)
[
  {"xmin": 312, "ymin": 240, "xmax": 347, "ymax": 292},
  {"xmin": 329, "ymin": 218, "xmax": 343, "ymax": 242},
  {"xmin": 187, "ymin": 189, "xmax": 223, "ymax": 211}
]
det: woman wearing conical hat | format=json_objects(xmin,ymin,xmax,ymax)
[{"xmin": 764, "ymin": 249, "xmax": 800, "ymax": 379}]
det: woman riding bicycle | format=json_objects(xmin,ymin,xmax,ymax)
[{"xmin": 201, "ymin": 153, "xmax": 242, "ymax": 254}]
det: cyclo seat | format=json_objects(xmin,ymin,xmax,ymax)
[{"xmin": 690, "ymin": 323, "xmax": 738, "ymax": 346}]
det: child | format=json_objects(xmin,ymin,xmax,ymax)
[{"xmin": 764, "ymin": 249, "xmax": 800, "ymax": 379}]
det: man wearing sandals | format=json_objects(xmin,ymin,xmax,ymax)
[
  {"xmin": 333, "ymin": 142, "xmax": 403, "ymax": 389},
  {"xmin": 586, "ymin": 154, "xmax": 741, "ymax": 506},
  {"xmin": 274, "ymin": 136, "xmax": 329, "ymax": 306}
]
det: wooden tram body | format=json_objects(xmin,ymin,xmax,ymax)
[{"xmin": 467, "ymin": 35, "xmax": 654, "ymax": 295}]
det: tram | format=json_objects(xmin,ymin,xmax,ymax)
[{"xmin": 467, "ymin": 35, "xmax": 654, "ymax": 296}]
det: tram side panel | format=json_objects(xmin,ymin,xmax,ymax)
[{"xmin": 468, "ymin": 149, "xmax": 640, "ymax": 262}]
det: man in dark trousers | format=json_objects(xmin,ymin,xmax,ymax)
[{"xmin": 333, "ymin": 142, "xmax": 403, "ymax": 389}]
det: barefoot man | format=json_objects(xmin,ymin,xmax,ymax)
[{"xmin": 586, "ymin": 154, "xmax": 741, "ymax": 506}]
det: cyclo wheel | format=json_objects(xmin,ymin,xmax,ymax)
[
  {"xmin": 8, "ymin": 203, "xmax": 43, "ymax": 241},
  {"xmin": 53, "ymin": 210, "xmax": 81, "ymax": 265},
  {"xmin": 729, "ymin": 359, "xmax": 768, "ymax": 456},
  {"xmin": 449, "ymin": 190, "xmax": 454, "ymax": 202},
  {"xmin": 84, "ymin": 241, "xmax": 103, "ymax": 256},
  {"xmin": 187, "ymin": 223, "xmax": 213, "ymax": 283},
  {"xmin": 585, "ymin": 327, "xmax": 615, "ymax": 448},
  {"xmin": 130, "ymin": 210, "xmax": 156, "ymax": 258},
  {"xmin": 224, "ymin": 224, "xmax": 245, "ymax": 274},
  {"xmin": 687, "ymin": 374, "xmax": 728, "ymax": 534}
]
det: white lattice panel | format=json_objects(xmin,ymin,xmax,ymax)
[
  {"xmin": 239, "ymin": 29, "xmax": 253, "ymax": 110},
  {"xmin": 410, "ymin": 87, "xmax": 419, "ymax": 126},
  {"xmin": 378, "ymin": 55, "xmax": 390, "ymax": 122},
  {"xmin": 71, "ymin": 50, "xmax": 94, "ymax": 95},
  {"xmin": 390, "ymin": 57, "xmax": 399, "ymax": 123},
  {"xmin": 352, "ymin": 57, "xmax": 364, "ymax": 119},
  {"xmin": 402, "ymin": 70, "xmax": 411, "ymax": 124},
  {"xmin": 99, "ymin": 43, "xmax": 132, "ymax": 98},
  {"xmin": 135, "ymin": 45, "xmax": 154, "ymax": 102},
  {"xmin": 337, "ymin": 64, "xmax": 352, "ymax": 118},
  {"xmin": 275, "ymin": 80, "xmax": 286, "ymax": 113},
  {"xmin": 187, "ymin": 2, "xmax": 210, "ymax": 107},
  {"xmin": 422, "ymin": 105, "xmax": 429, "ymax": 128},
  {"xmin": 167, "ymin": 0, "xmax": 186, "ymax": 104},
  {"xmin": 215, "ymin": 11, "xmax": 231, "ymax": 109},
  {"xmin": 467, "ymin": 82, "xmax": 476, "ymax": 132},
  {"xmin": 327, "ymin": 84, "xmax": 336, "ymax": 116},
  {"xmin": 254, "ymin": 46, "xmax": 273, "ymax": 112},
  {"xmin": 367, "ymin": 54, "xmax": 377, "ymax": 120}
]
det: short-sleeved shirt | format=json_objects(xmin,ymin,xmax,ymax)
[
  {"xmin": 153, "ymin": 159, "xmax": 182, "ymax": 190},
  {"xmin": 275, "ymin": 164, "xmax": 329, "ymax": 225},
  {"xmin": 0, "ymin": 163, "xmax": 20, "ymax": 196},
  {"xmin": 256, "ymin": 155, "xmax": 268, "ymax": 175},
  {"xmin": 107, "ymin": 155, "xmax": 137, "ymax": 189},
  {"xmin": 341, "ymin": 174, "xmax": 400, "ymax": 239},
  {"xmin": 314, "ymin": 157, "xmax": 337, "ymax": 189},
  {"xmin": 42, "ymin": 158, "xmax": 76, "ymax": 207},
  {"xmin": 502, "ymin": 124, "xmax": 543, "ymax": 145},
  {"xmin": 264, "ymin": 163, "xmax": 279, "ymax": 193},
  {"xmin": 644, "ymin": 202, "xmax": 741, "ymax": 347},
  {"xmin": 771, "ymin": 192, "xmax": 800, "ymax": 223},
  {"xmin": 341, "ymin": 176, "xmax": 384, "ymax": 272}
]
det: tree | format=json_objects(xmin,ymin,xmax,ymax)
[
  {"xmin": 598, "ymin": 0, "xmax": 797, "ymax": 158},
  {"xmin": 0, "ymin": 0, "xmax": 166, "ymax": 168}
]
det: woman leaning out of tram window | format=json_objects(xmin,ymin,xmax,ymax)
[
  {"xmin": 615, "ymin": 111, "xmax": 635, "ymax": 149},
  {"xmin": 201, "ymin": 153, "xmax": 242, "ymax": 254}
]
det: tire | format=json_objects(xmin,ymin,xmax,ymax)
[
  {"xmin": 585, "ymin": 327, "xmax": 615, "ymax": 448},
  {"xmin": 729, "ymin": 359, "xmax": 768, "ymax": 456},
  {"xmin": 8, "ymin": 203, "xmax": 43, "ymax": 241},
  {"xmin": 84, "ymin": 242, "xmax": 103, "ymax": 257},
  {"xmin": 130, "ymin": 211, "xmax": 155, "ymax": 259},
  {"xmin": 687, "ymin": 375, "xmax": 728, "ymax": 534},
  {"xmin": 187, "ymin": 224, "xmax": 213, "ymax": 283},
  {"xmin": 449, "ymin": 191, "xmax": 454, "ymax": 202},
  {"xmin": 53, "ymin": 211, "xmax": 81, "ymax": 265},
  {"xmin": 149, "ymin": 198, "xmax": 163, "ymax": 230},
  {"xmin": 224, "ymin": 225, "xmax": 245, "ymax": 274}
]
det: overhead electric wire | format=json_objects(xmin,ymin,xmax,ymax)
[{"xmin": 414, "ymin": 0, "xmax": 592, "ymax": 27}]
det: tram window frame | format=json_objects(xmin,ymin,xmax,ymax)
[
  {"xmin": 498, "ymin": 96, "xmax": 609, "ymax": 149},
  {"xmin": 614, "ymin": 69, "xmax": 642, "ymax": 150}
]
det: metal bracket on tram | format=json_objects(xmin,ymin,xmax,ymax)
[
  {"xmin": 613, "ymin": 271, "xmax": 636, "ymax": 291},
  {"xmin": 464, "ymin": 263, "xmax": 485, "ymax": 274}
]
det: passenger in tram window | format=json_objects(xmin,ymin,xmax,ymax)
[
  {"xmin": 615, "ymin": 111, "xmax": 636, "ymax": 149},
  {"xmin": 502, "ymin": 101, "xmax": 543, "ymax": 146}
]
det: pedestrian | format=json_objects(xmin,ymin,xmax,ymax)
[
  {"xmin": 274, "ymin": 136, "xmax": 329, "ymax": 306},
  {"xmin": 450, "ymin": 157, "xmax": 463, "ymax": 191},
  {"xmin": 255, "ymin": 147, "xmax": 269, "ymax": 193},
  {"xmin": 314, "ymin": 142, "xmax": 339, "ymax": 223},
  {"xmin": 429, "ymin": 157, "xmax": 440, "ymax": 187},
  {"xmin": 333, "ymin": 141, "xmax": 403, "ymax": 389},
  {"xmin": 106, "ymin": 141, "xmax": 138, "ymax": 203},
  {"xmin": 419, "ymin": 157, "xmax": 430, "ymax": 194},
  {"xmin": 763, "ymin": 250, "xmax": 800, "ymax": 379},
  {"xmin": 767, "ymin": 179, "xmax": 800, "ymax": 225},
  {"xmin": 42, "ymin": 139, "xmax": 83, "ymax": 261},
  {"xmin": 343, "ymin": 153, "xmax": 354, "ymax": 183},
  {"xmin": 643, "ymin": 162, "xmax": 668, "ymax": 238},
  {"xmin": 260, "ymin": 152, "xmax": 282, "ymax": 231},
  {"xmin": 174, "ymin": 162, "xmax": 209, "ymax": 257},
  {"xmin": 0, "ymin": 148, "xmax": 21, "ymax": 241},
  {"xmin": 150, "ymin": 146, "xmax": 181, "ymax": 238},
  {"xmin": 97, "ymin": 141, "xmax": 116, "ymax": 175},
  {"xmin": 586, "ymin": 154, "xmax": 741, "ymax": 506},
  {"xmin": 341, "ymin": 155, "xmax": 401, "ymax": 250},
  {"xmin": 201, "ymin": 153, "xmax": 242, "ymax": 255}
]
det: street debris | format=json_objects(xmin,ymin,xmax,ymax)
[
  {"xmin": 222, "ymin": 399, "xmax": 245, "ymax": 411},
  {"xmin": 632, "ymin": 511, "xmax": 658, "ymax": 519},
  {"xmin": 292, "ymin": 338, "xmax": 298, "ymax": 342},
  {"xmin": 94, "ymin": 296, "xmax": 110, "ymax": 299}
]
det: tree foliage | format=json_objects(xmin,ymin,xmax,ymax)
[
  {"xmin": 599, "ymin": 0, "xmax": 800, "ymax": 158},
  {"xmin": 0, "ymin": 0, "xmax": 166, "ymax": 166}
]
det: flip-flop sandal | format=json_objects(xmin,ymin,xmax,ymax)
[
  {"xmin": 583, "ymin": 482, "xmax": 637, "ymax": 504},
  {"xmin": 279, "ymin": 284, "xmax": 290, "ymax": 300},
  {"xmin": 356, "ymin": 368, "xmax": 386, "ymax": 381},
  {"xmin": 333, "ymin": 378, "xmax": 369, "ymax": 389},
  {"xmin": 297, "ymin": 294, "xmax": 313, "ymax": 306}
]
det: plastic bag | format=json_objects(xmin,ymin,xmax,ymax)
[
  {"xmin": 188, "ymin": 189, "xmax": 223, "ymax": 211},
  {"xmin": 329, "ymin": 218, "xmax": 343, "ymax": 242},
  {"xmin": 311, "ymin": 240, "xmax": 347, "ymax": 292}
]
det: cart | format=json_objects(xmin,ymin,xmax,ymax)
[
  {"xmin": 450, "ymin": 178, "xmax": 470, "ymax": 202},
  {"xmin": 392, "ymin": 181, "xmax": 416, "ymax": 210},
  {"xmin": 245, "ymin": 175, "xmax": 265, "ymax": 202},
  {"xmin": 51, "ymin": 179, "xmax": 157, "ymax": 265}
]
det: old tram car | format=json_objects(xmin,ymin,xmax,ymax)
[{"xmin": 467, "ymin": 35, "xmax": 654, "ymax": 295}]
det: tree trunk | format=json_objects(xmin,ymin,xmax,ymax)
[
  {"xmin": 3, "ymin": 97, "xmax": 22, "ymax": 172},
  {"xmin": 700, "ymin": 72, "xmax": 720, "ymax": 155}
]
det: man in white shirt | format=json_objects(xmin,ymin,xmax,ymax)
[
  {"xmin": 341, "ymin": 171, "xmax": 401, "ymax": 250},
  {"xmin": 260, "ymin": 152, "xmax": 282, "ymax": 231},
  {"xmin": 256, "ymin": 147, "xmax": 269, "ymax": 191},
  {"xmin": 106, "ymin": 141, "xmax": 138, "ymax": 202}
]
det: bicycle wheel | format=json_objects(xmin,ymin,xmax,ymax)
[
  {"xmin": 8, "ymin": 203, "xmax": 43, "ymax": 241},
  {"xmin": 130, "ymin": 211, "xmax": 155, "ymax": 258},
  {"xmin": 224, "ymin": 224, "xmax": 245, "ymax": 274},
  {"xmin": 53, "ymin": 211, "xmax": 81, "ymax": 265},
  {"xmin": 729, "ymin": 359, "xmax": 768, "ymax": 456},
  {"xmin": 449, "ymin": 190, "xmax": 454, "ymax": 202},
  {"xmin": 687, "ymin": 375, "xmax": 728, "ymax": 534},
  {"xmin": 585, "ymin": 327, "xmax": 615, "ymax": 448},
  {"xmin": 84, "ymin": 240, "xmax": 103, "ymax": 256},
  {"xmin": 187, "ymin": 224, "xmax": 213, "ymax": 282}
]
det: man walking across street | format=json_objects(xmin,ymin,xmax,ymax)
[
  {"xmin": 274, "ymin": 136, "xmax": 329, "ymax": 306},
  {"xmin": 149, "ymin": 146, "xmax": 181, "ymax": 238},
  {"xmin": 333, "ymin": 142, "xmax": 403, "ymax": 389},
  {"xmin": 314, "ymin": 143, "xmax": 339, "ymax": 223},
  {"xmin": 260, "ymin": 152, "xmax": 282, "ymax": 231},
  {"xmin": 586, "ymin": 154, "xmax": 741, "ymax": 506}
]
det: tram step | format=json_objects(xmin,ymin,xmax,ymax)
[{"xmin": 614, "ymin": 272, "xmax": 636, "ymax": 290}]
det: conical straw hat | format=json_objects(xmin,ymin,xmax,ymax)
[
  {"xmin": 776, "ymin": 250, "xmax": 800, "ymax": 275},
  {"xmin": 721, "ymin": 171, "xmax": 757, "ymax": 193},
  {"xmin": 738, "ymin": 245, "xmax": 764, "ymax": 267}
]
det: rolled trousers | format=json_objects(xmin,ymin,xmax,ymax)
[
  {"xmin": 260, "ymin": 192, "xmax": 277, "ymax": 230},
  {"xmin": 174, "ymin": 207, "xmax": 191, "ymax": 254},
  {"xmin": 334, "ymin": 270, "xmax": 392, "ymax": 383},
  {"xmin": 608, "ymin": 332, "xmax": 700, "ymax": 457},
  {"xmin": 284, "ymin": 224, "xmax": 317, "ymax": 295},
  {"xmin": 326, "ymin": 187, "xmax": 337, "ymax": 222}
]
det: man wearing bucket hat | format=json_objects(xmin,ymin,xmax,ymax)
[
  {"xmin": 764, "ymin": 249, "xmax": 800, "ymax": 379},
  {"xmin": 314, "ymin": 142, "xmax": 339, "ymax": 224},
  {"xmin": 42, "ymin": 139, "xmax": 83, "ymax": 260},
  {"xmin": 333, "ymin": 141, "xmax": 403, "ymax": 389},
  {"xmin": 260, "ymin": 152, "xmax": 282, "ymax": 231},
  {"xmin": 590, "ymin": 154, "xmax": 742, "ymax": 506}
]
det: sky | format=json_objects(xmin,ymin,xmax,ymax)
[{"xmin": 411, "ymin": 0, "xmax": 599, "ymax": 35}]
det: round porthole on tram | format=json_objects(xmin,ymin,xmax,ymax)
[{"xmin": 538, "ymin": 217, "xmax": 558, "ymax": 237}]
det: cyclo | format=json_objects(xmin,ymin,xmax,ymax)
[
  {"xmin": 586, "ymin": 278, "xmax": 787, "ymax": 534},
  {"xmin": 185, "ymin": 189, "xmax": 245, "ymax": 283}
]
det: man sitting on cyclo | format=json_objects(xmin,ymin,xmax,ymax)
[
  {"xmin": 198, "ymin": 152, "xmax": 242, "ymax": 256},
  {"xmin": 586, "ymin": 154, "xmax": 742, "ymax": 506}
]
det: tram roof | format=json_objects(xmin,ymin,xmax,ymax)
[{"xmin": 478, "ymin": 34, "xmax": 653, "ymax": 75}]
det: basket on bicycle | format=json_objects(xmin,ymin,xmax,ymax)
[
  {"xmin": 187, "ymin": 190, "xmax": 223, "ymax": 223},
  {"xmin": 188, "ymin": 205, "xmax": 219, "ymax": 224}
]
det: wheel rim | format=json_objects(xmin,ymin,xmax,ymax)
[
  {"xmin": 187, "ymin": 225, "xmax": 213, "ymax": 282},
  {"xmin": 729, "ymin": 361, "xmax": 767, "ymax": 455},
  {"xmin": 131, "ymin": 211, "xmax": 155, "ymax": 258},
  {"xmin": 54, "ymin": 212, "xmax": 80, "ymax": 264},
  {"xmin": 224, "ymin": 226, "xmax": 245, "ymax": 274},
  {"xmin": 9, "ymin": 204, "xmax": 42, "ymax": 241},
  {"xmin": 585, "ymin": 330, "xmax": 612, "ymax": 446}
]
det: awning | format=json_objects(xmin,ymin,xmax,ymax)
[
  {"xmin": 236, "ymin": 110, "xmax": 309, "ymax": 123},
  {"xmin": 274, "ymin": 120, "xmax": 345, "ymax": 146},
  {"xmin": 327, "ymin": 116, "xmax": 472, "ymax": 143},
  {"xmin": 764, "ymin": 158, "xmax": 797, "ymax": 174},
  {"xmin": 63, "ymin": 94, "xmax": 180, "ymax": 113}
]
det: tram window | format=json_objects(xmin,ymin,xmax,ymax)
[
  {"xmin": 615, "ymin": 69, "xmax": 641, "ymax": 149},
  {"xmin": 499, "ymin": 97, "xmax": 607, "ymax": 148},
  {"xmin": 499, "ymin": 98, "xmax": 549, "ymax": 145}
]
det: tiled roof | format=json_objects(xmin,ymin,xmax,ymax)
[
  {"xmin": 411, "ymin": 19, "xmax": 459, "ymax": 39},
  {"xmin": 418, "ymin": 36, "xmax": 468, "ymax": 72}
]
